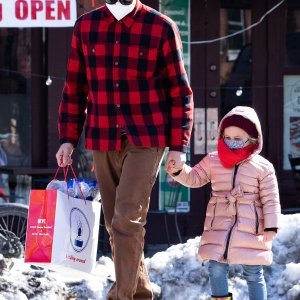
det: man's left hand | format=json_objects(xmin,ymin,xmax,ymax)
[{"xmin": 165, "ymin": 150, "xmax": 186, "ymax": 172}]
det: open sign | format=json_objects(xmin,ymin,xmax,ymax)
[{"xmin": 0, "ymin": 0, "xmax": 77, "ymax": 27}]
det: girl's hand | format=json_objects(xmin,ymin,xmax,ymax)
[
  {"xmin": 263, "ymin": 231, "xmax": 277, "ymax": 242},
  {"xmin": 165, "ymin": 160, "xmax": 181, "ymax": 175},
  {"xmin": 165, "ymin": 151, "xmax": 186, "ymax": 171}
]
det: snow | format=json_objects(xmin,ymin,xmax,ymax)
[{"xmin": 0, "ymin": 213, "xmax": 300, "ymax": 299}]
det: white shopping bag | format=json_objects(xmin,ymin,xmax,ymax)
[{"xmin": 25, "ymin": 189, "xmax": 101, "ymax": 273}]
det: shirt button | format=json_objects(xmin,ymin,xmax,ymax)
[
  {"xmin": 115, "ymin": 83, "xmax": 119, "ymax": 88},
  {"xmin": 139, "ymin": 51, "xmax": 143, "ymax": 56},
  {"xmin": 116, "ymin": 104, "xmax": 120, "ymax": 107},
  {"xmin": 115, "ymin": 40, "xmax": 119, "ymax": 44},
  {"xmin": 116, "ymin": 124, "xmax": 119, "ymax": 128},
  {"xmin": 92, "ymin": 48, "xmax": 95, "ymax": 53},
  {"xmin": 114, "ymin": 61, "xmax": 119, "ymax": 66}
]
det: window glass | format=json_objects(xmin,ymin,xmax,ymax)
[
  {"xmin": 75, "ymin": 0, "xmax": 105, "ymax": 179},
  {"xmin": 286, "ymin": 2, "xmax": 300, "ymax": 68},
  {"xmin": 283, "ymin": 75, "xmax": 300, "ymax": 169},
  {"xmin": 77, "ymin": 0, "xmax": 105, "ymax": 17},
  {"xmin": 0, "ymin": 29, "xmax": 31, "ymax": 167},
  {"xmin": 220, "ymin": 7, "xmax": 252, "ymax": 117}
]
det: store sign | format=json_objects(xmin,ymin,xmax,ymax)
[
  {"xmin": 0, "ymin": 0, "xmax": 77, "ymax": 27},
  {"xmin": 159, "ymin": 0, "xmax": 191, "ymax": 212},
  {"xmin": 159, "ymin": 0, "xmax": 190, "ymax": 76},
  {"xmin": 283, "ymin": 75, "xmax": 300, "ymax": 170},
  {"xmin": 194, "ymin": 108, "xmax": 218, "ymax": 155},
  {"xmin": 159, "ymin": 149, "xmax": 190, "ymax": 213}
]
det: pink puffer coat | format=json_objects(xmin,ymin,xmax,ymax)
[{"xmin": 174, "ymin": 106, "xmax": 281, "ymax": 265}]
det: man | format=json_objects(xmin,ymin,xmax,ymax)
[{"xmin": 56, "ymin": 0, "xmax": 193, "ymax": 299}]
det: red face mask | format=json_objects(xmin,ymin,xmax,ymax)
[{"xmin": 217, "ymin": 138, "xmax": 258, "ymax": 168}]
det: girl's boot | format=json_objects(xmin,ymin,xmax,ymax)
[{"xmin": 211, "ymin": 293, "xmax": 233, "ymax": 300}]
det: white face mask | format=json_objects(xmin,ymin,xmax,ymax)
[{"xmin": 106, "ymin": 0, "xmax": 136, "ymax": 21}]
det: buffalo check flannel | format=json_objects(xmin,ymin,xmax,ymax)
[{"xmin": 58, "ymin": 0, "xmax": 193, "ymax": 152}]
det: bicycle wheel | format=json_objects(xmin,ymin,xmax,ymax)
[{"xmin": 0, "ymin": 203, "xmax": 28, "ymax": 245}]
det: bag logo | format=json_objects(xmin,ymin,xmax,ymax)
[{"xmin": 69, "ymin": 208, "xmax": 91, "ymax": 253}]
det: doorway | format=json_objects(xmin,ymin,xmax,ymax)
[{"xmin": 189, "ymin": 0, "xmax": 278, "ymax": 233}]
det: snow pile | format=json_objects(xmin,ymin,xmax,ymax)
[
  {"xmin": 0, "ymin": 214, "xmax": 299, "ymax": 299},
  {"xmin": 0, "ymin": 256, "xmax": 66, "ymax": 300},
  {"xmin": 146, "ymin": 213, "xmax": 300, "ymax": 300},
  {"xmin": 0, "ymin": 256, "xmax": 114, "ymax": 300}
]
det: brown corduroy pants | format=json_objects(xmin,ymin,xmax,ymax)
[{"xmin": 93, "ymin": 137, "xmax": 165, "ymax": 300}]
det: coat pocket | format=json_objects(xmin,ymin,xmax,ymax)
[
  {"xmin": 254, "ymin": 204, "xmax": 264, "ymax": 234},
  {"xmin": 203, "ymin": 200, "xmax": 217, "ymax": 230},
  {"xmin": 237, "ymin": 203, "xmax": 264, "ymax": 235}
]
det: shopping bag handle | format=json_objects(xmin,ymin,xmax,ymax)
[
  {"xmin": 53, "ymin": 165, "xmax": 87, "ymax": 204},
  {"xmin": 53, "ymin": 165, "xmax": 68, "ymax": 181}
]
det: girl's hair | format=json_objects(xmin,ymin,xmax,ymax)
[{"xmin": 248, "ymin": 136, "xmax": 258, "ymax": 145}]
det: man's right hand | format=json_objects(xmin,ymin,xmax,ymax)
[{"xmin": 56, "ymin": 143, "xmax": 74, "ymax": 167}]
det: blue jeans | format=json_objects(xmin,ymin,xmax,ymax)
[{"xmin": 208, "ymin": 260, "xmax": 267, "ymax": 300}]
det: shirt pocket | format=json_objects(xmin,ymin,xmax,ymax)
[
  {"xmin": 124, "ymin": 45, "xmax": 158, "ymax": 79},
  {"xmin": 82, "ymin": 43, "xmax": 110, "ymax": 71}
]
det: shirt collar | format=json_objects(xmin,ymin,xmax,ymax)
[{"xmin": 103, "ymin": 0, "xmax": 142, "ymax": 28}]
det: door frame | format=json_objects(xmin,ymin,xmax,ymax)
[{"xmin": 189, "ymin": 0, "xmax": 289, "ymax": 234}]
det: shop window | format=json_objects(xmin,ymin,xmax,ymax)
[
  {"xmin": 75, "ymin": 0, "xmax": 106, "ymax": 179},
  {"xmin": 77, "ymin": 0, "xmax": 105, "ymax": 17},
  {"xmin": 286, "ymin": 1, "xmax": 300, "ymax": 68},
  {"xmin": 0, "ymin": 29, "xmax": 31, "ymax": 167},
  {"xmin": 219, "ymin": 7, "xmax": 252, "ymax": 117},
  {"xmin": 283, "ymin": 75, "xmax": 300, "ymax": 169}
]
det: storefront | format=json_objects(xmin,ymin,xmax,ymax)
[{"xmin": 0, "ymin": 0, "xmax": 299, "ymax": 244}]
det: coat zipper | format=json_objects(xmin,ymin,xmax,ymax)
[
  {"xmin": 223, "ymin": 164, "xmax": 239, "ymax": 260},
  {"xmin": 210, "ymin": 203, "xmax": 217, "ymax": 228},
  {"xmin": 232, "ymin": 164, "xmax": 239, "ymax": 189},
  {"xmin": 254, "ymin": 204, "xmax": 259, "ymax": 234}
]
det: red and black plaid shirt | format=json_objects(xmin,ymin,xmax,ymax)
[{"xmin": 59, "ymin": 0, "xmax": 193, "ymax": 152}]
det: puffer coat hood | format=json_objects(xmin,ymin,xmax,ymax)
[
  {"xmin": 173, "ymin": 106, "xmax": 281, "ymax": 266},
  {"xmin": 219, "ymin": 105, "xmax": 263, "ymax": 155}
]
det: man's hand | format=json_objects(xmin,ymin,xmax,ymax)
[
  {"xmin": 166, "ymin": 165, "xmax": 182, "ymax": 175},
  {"xmin": 56, "ymin": 143, "xmax": 74, "ymax": 167},
  {"xmin": 263, "ymin": 231, "xmax": 277, "ymax": 243},
  {"xmin": 165, "ymin": 150, "xmax": 186, "ymax": 173}
]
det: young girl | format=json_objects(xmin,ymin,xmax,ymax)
[{"xmin": 166, "ymin": 106, "xmax": 281, "ymax": 300}]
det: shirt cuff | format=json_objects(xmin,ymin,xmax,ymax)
[
  {"xmin": 172, "ymin": 169, "xmax": 183, "ymax": 176},
  {"xmin": 169, "ymin": 145, "xmax": 189, "ymax": 153},
  {"xmin": 59, "ymin": 138, "xmax": 77, "ymax": 148},
  {"xmin": 264, "ymin": 227, "xmax": 278, "ymax": 233}
]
